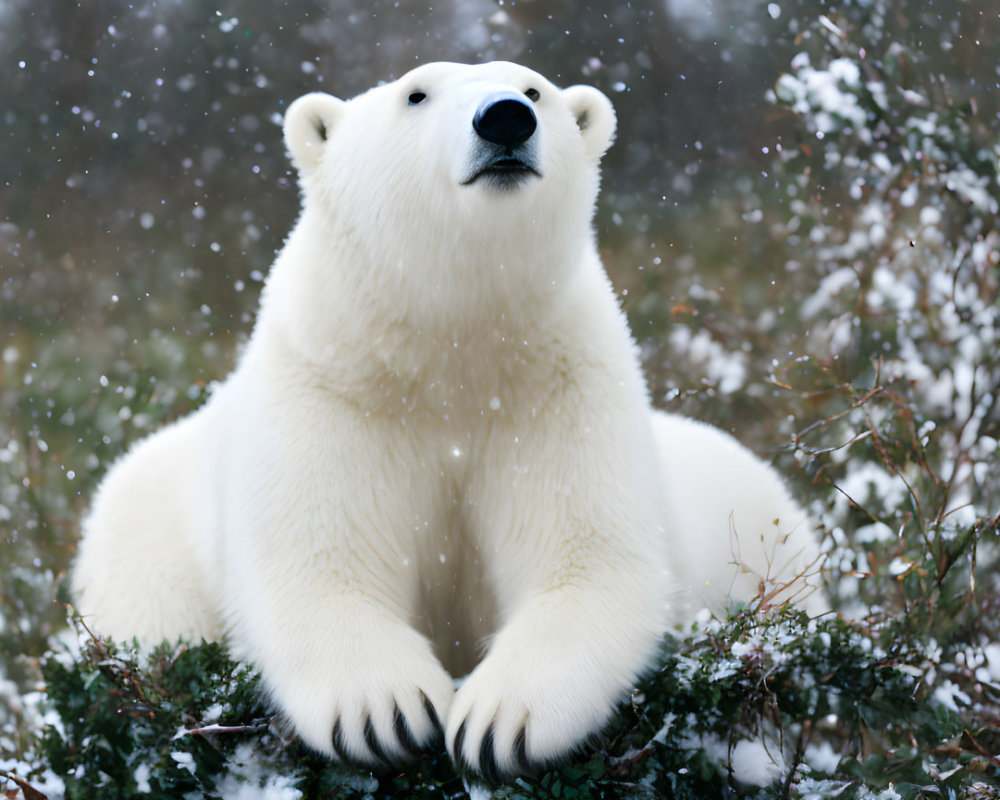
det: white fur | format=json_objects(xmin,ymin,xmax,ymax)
[{"xmin": 73, "ymin": 62, "xmax": 824, "ymax": 781}]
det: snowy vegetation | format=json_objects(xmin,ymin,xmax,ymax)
[{"xmin": 2, "ymin": 0, "xmax": 997, "ymax": 798}]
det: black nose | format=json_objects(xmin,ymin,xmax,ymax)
[{"xmin": 473, "ymin": 93, "xmax": 537, "ymax": 149}]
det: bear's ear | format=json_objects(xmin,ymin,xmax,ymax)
[
  {"xmin": 562, "ymin": 85, "xmax": 617, "ymax": 159},
  {"xmin": 284, "ymin": 92, "xmax": 346, "ymax": 172}
]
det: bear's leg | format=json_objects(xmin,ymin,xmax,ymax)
[
  {"xmin": 219, "ymin": 408, "xmax": 455, "ymax": 766},
  {"xmin": 447, "ymin": 578, "xmax": 663, "ymax": 782},
  {"xmin": 225, "ymin": 552, "xmax": 456, "ymax": 765},
  {"xmin": 445, "ymin": 412, "xmax": 669, "ymax": 782},
  {"xmin": 72, "ymin": 411, "xmax": 223, "ymax": 645},
  {"xmin": 649, "ymin": 410, "xmax": 827, "ymax": 618}
]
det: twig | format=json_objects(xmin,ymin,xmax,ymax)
[
  {"xmin": 781, "ymin": 720, "xmax": 811, "ymax": 800},
  {"xmin": 1, "ymin": 772, "xmax": 48, "ymax": 800},
  {"xmin": 172, "ymin": 721, "xmax": 271, "ymax": 741}
]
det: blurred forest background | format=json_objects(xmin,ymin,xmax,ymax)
[{"xmin": 1, "ymin": 0, "xmax": 998, "ymax": 797}]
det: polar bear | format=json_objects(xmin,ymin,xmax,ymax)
[{"xmin": 73, "ymin": 61, "xmax": 824, "ymax": 783}]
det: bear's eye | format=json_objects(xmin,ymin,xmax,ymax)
[
  {"xmin": 407, "ymin": 91, "xmax": 427, "ymax": 106},
  {"xmin": 525, "ymin": 88, "xmax": 540, "ymax": 102}
]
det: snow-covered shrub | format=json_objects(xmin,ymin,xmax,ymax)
[{"xmin": 764, "ymin": 0, "xmax": 999, "ymax": 617}]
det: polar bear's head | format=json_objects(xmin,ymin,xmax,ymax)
[{"xmin": 282, "ymin": 62, "xmax": 616, "ymax": 302}]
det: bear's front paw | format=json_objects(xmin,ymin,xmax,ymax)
[
  {"xmin": 445, "ymin": 639, "xmax": 631, "ymax": 784},
  {"xmin": 263, "ymin": 619, "xmax": 454, "ymax": 767}
]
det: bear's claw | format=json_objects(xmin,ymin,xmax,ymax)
[
  {"xmin": 331, "ymin": 717, "xmax": 352, "ymax": 763},
  {"xmin": 393, "ymin": 691, "xmax": 444, "ymax": 757},
  {"xmin": 363, "ymin": 714, "xmax": 393, "ymax": 765},
  {"xmin": 421, "ymin": 690, "xmax": 445, "ymax": 743},
  {"xmin": 452, "ymin": 717, "xmax": 535, "ymax": 785},
  {"xmin": 392, "ymin": 702, "xmax": 422, "ymax": 756},
  {"xmin": 513, "ymin": 726, "xmax": 531, "ymax": 774},
  {"xmin": 478, "ymin": 724, "xmax": 501, "ymax": 786},
  {"xmin": 331, "ymin": 691, "xmax": 444, "ymax": 766},
  {"xmin": 452, "ymin": 719, "xmax": 468, "ymax": 770}
]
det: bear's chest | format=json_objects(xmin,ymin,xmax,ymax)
[{"xmin": 359, "ymin": 334, "xmax": 562, "ymax": 429}]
